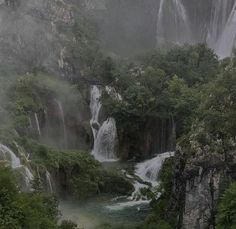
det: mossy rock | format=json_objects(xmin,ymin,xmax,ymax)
[{"xmin": 99, "ymin": 170, "xmax": 134, "ymax": 196}]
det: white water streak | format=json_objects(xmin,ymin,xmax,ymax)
[
  {"xmin": 216, "ymin": 1, "xmax": 236, "ymax": 58},
  {"xmin": 90, "ymin": 86, "xmax": 118, "ymax": 162},
  {"xmin": 34, "ymin": 113, "xmax": 41, "ymax": 136},
  {"xmin": 55, "ymin": 100, "xmax": 68, "ymax": 149}
]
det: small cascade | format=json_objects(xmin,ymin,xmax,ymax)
[
  {"xmin": 0, "ymin": 144, "xmax": 21, "ymax": 168},
  {"xmin": 92, "ymin": 118, "xmax": 118, "ymax": 162},
  {"xmin": 0, "ymin": 143, "xmax": 34, "ymax": 190},
  {"xmin": 44, "ymin": 109, "xmax": 49, "ymax": 138},
  {"xmin": 135, "ymin": 152, "xmax": 175, "ymax": 187},
  {"xmin": 54, "ymin": 99, "xmax": 68, "ymax": 149},
  {"xmin": 156, "ymin": 0, "xmax": 191, "ymax": 46},
  {"xmin": 34, "ymin": 113, "xmax": 41, "ymax": 136},
  {"xmin": 90, "ymin": 86, "xmax": 118, "ymax": 162},
  {"xmin": 24, "ymin": 167, "xmax": 34, "ymax": 188},
  {"xmin": 128, "ymin": 152, "xmax": 175, "ymax": 201},
  {"xmin": 106, "ymin": 152, "xmax": 175, "ymax": 210},
  {"xmin": 90, "ymin": 85, "xmax": 102, "ymax": 140},
  {"xmin": 216, "ymin": 1, "xmax": 236, "ymax": 59},
  {"xmin": 46, "ymin": 170, "xmax": 53, "ymax": 193}
]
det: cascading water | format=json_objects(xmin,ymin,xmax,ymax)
[
  {"xmin": 128, "ymin": 152, "xmax": 175, "ymax": 201},
  {"xmin": 156, "ymin": 0, "xmax": 191, "ymax": 46},
  {"xmin": 90, "ymin": 86, "xmax": 118, "ymax": 162},
  {"xmin": 207, "ymin": 0, "xmax": 234, "ymax": 50},
  {"xmin": 135, "ymin": 152, "xmax": 175, "ymax": 187},
  {"xmin": 0, "ymin": 143, "xmax": 21, "ymax": 168},
  {"xmin": 46, "ymin": 170, "xmax": 53, "ymax": 193},
  {"xmin": 216, "ymin": 0, "xmax": 236, "ymax": 59},
  {"xmin": 0, "ymin": 143, "xmax": 34, "ymax": 190},
  {"xmin": 54, "ymin": 99, "xmax": 68, "ymax": 149},
  {"xmin": 92, "ymin": 118, "xmax": 118, "ymax": 162},
  {"xmin": 90, "ymin": 85, "xmax": 102, "ymax": 141},
  {"xmin": 106, "ymin": 152, "xmax": 175, "ymax": 211},
  {"xmin": 24, "ymin": 167, "xmax": 34, "ymax": 188}
]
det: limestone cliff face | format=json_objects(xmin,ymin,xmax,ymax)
[
  {"xmin": 172, "ymin": 148, "xmax": 236, "ymax": 229},
  {"xmin": 0, "ymin": 0, "xmax": 95, "ymax": 151},
  {"xmin": 183, "ymin": 163, "xmax": 222, "ymax": 229},
  {"xmin": 0, "ymin": 0, "xmax": 80, "ymax": 78}
]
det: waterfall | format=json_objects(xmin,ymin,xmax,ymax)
[
  {"xmin": 28, "ymin": 116, "xmax": 33, "ymax": 128},
  {"xmin": 156, "ymin": 0, "xmax": 191, "ymax": 46},
  {"xmin": 54, "ymin": 100, "xmax": 68, "ymax": 149},
  {"xmin": 135, "ymin": 152, "xmax": 175, "ymax": 187},
  {"xmin": 92, "ymin": 118, "xmax": 118, "ymax": 162},
  {"xmin": 24, "ymin": 167, "xmax": 34, "ymax": 188},
  {"xmin": 207, "ymin": 0, "xmax": 234, "ymax": 50},
  {"xmin": 90, "ymin": 86, "xmax": 102, "ymax": 141},
  {"xmin": 46, "ymin": 170, "xmax": 53, "ymax": 193},
  {"xmin": 0, "ymin": 143, "xmax": 34, "ymax": 189},
  {"xmin": 90, "ymin": 86, "xmax": 118, "ymax": 162},
  {"xmin": 216, "ymin": 1, "xmax": 236, "ymax": 59},
  {"xmin": 34, "ymin": 113, "xmax": 41, "ymax": 136}
]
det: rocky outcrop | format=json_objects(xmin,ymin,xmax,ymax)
[
  {"xmin": 183, "ymin": 168, "xmax": 221, "ymax": 229},
  {"xmin": 172, "ymin": 148, "xmax": 236, "ymax": 229}
]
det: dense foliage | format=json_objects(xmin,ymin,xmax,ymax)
[
  {"xmin": 0, "ymin": 1, "xmax": 236, "ymax": 228},
  {"xmin": 216, "ymin": 182, "xmax": 236, "ymax": 229},
  {"xmin": 0, "ymin": 165, "xmax": 59, "ymax": 229}
]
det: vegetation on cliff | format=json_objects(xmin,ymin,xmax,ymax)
[{"xmin": 0, "ymin": 1, "xmax": 236, "ymax": 229}]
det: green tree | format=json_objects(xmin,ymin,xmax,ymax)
[{"xmin": 216, "ymin": 183, "xmax": 236, "ymax": 229}]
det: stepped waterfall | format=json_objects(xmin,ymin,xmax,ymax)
[{"xmin": 90, "ymin": 86, "xmax": 118, "ymax": 162}]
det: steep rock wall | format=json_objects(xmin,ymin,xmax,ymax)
[{"xmin": 171, "ymin": 149, "xmax": 236, "ymax": 229}]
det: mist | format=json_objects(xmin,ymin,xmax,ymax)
[{"xmin": 0, "ymin": 1, "xmax": 236, "ymax": 229}]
